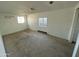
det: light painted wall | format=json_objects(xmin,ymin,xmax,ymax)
[
  {"xmin": 27, "ymin": 7, "xmax": 74, "ymax": 40},
  {"xmin": 0, "ymin": 34, "xmax": 6, "ymax": 57},
  {"xmin": 0, "ymin": 14, "xmax": 28, "ymax": 35}
]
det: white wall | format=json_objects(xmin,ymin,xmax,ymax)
[
  {"xmin": 27, "ymin": 7, "xmax": 74, "ymax": 40},
  {"xmin": 0, "ymin": 34, "xmax": 6, "ymax": 57},
  {"xmin": 0, "ymin": 14, "xmax": 28, "ymax": 35}
]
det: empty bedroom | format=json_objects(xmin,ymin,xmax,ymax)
[{"xmin": 0, "ymin": 1, "xmax": 79, "ymax": 57}]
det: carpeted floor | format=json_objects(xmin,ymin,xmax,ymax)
[{"xmin": 3, "ymin": 29, "xmax": 74, "ymax": 57}]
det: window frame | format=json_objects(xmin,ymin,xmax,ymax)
[
  {"xmin": 17, "ymin": 16, "xmax": 25, "ymax": 24},
  {"xmin": 38, "ymin": 17, "xmax": 48, "ymax": 27}
]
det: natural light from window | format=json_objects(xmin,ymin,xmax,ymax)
[
  {"xmin": 39, "ymin": 17, "xmax": 47, "ymax": 27},
  {"xmin": 17, "ymin": 16, "xmax": 25, "ymax": 24}
]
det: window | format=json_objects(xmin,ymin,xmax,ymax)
[
  {"xmin": 39, "ymin": 17, "xmax": 47, "ymax": 27},
  {"xmin": 17, "ymin": 16, "xmax": 25, "ymax": 24}
]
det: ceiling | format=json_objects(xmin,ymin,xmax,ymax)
[{"xmin": 0, "ymin": 1, "xmax": 78, "ymax": 15}]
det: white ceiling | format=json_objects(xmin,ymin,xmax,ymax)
[{"xmin": 0, "ymin": 1, "xmax": 78, "ymax": 15}]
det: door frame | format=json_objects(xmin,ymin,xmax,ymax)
[{"xmin": 68, "ymin": 8, "xmax": 79, "ymax": 42}]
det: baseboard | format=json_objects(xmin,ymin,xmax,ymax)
[
  {"xmin": 47, "ymin": 32, "xmax": 69, "ymax": 42},
  {"xmin": 2, "ymin": 28, "xmax": 29, "ymax": 36}
]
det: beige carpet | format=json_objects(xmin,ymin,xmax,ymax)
[{"xmin": 3, "ymin": 29, "xmax": 74, "ymax": 57}]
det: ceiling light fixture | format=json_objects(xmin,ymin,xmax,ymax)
[
  {"xmin": 49, "ymin": 1, "xmax": 54, "ymax": 4},
  {"xmin": 30, "ymin": 8, "xmax": 35, "ymax": 11}
]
